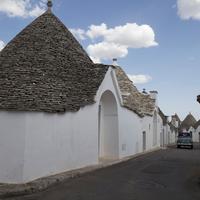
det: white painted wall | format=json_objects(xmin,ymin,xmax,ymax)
[
  {"xmin": 23, "ymin": 105, "xmax": 99, "ymax": 182},
  {"xmin": 195, "ymin": 126, "xmax": 200, "ymax": 142},
  {"xmin": 157, "ymin": 114, "xmax": 163, "ymax": 147},
  {"xmin": 0, "ymin": 112, "xmax": 26, "ymax": 183},
  {"xmin": 117, "ymin": 109, "xmax": 161, "ymax": 159},
  {"xmin": 169, "ymin": 129, "xmax": 176, "ymax": 144},
  {"xmin": 118, "ymin": 108, "xmax": 141, "ymax": 158},
  {"xmin": 162, "ymin": 123, "xmax": 172, "ymax": 146},
  {"xmin": 141, "ymin": 115, "xmax": 157, "ymax": 151},
  {"xmin": 153, "ymin": 111, "xmax": 159, "ymax": 146},
  {"xmin": 162, "ymin": 124, "xmax": 177, "ymax": 146},
  {"xmin": 189, "ymin": 126, "xmax": 199, "ymax": 142}
]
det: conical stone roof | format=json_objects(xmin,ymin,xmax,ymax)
[
  {"xmin": 179, "ymin": 113, "xmax": 197, "ymax": 131},
  {"xmin": 158, "ymin": 108, "xmax": 168, "ymax": 125},
  {"xmin": 0, "ymin": 11, "xmax": 108, "ymax": 112}
]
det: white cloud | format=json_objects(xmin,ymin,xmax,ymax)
[
  {"xmin": 86, "ymin": 23, "xmax": 107, "ymax": 39},
  {"xmin": 128, "ymin": 74, "xmax": 152, "ymax": 84},
  {"xmin": 87, "ymin": 42, "xmax": 128, "ymax": 63},
  {"xmin": 177, "ymin": 0, "xmax": 200, "ymax": 20},
  {"xmin": 70, "ymin": 22, "xmax": 157, "ymax": 63},
  {"xmin": 70, "ymin": 28, "xmax": 86, "ymax": 40},
  {"xmin": 29, "ymin": 4, "xmax": 45, "ymax": 17},
  {"xmin": 0, "ymin": 40, "xmax": 5, "ymax": 51},
  {"xmin": 87, "ymin": 23, "xmax": 158, "ymax": 48},
  {"xmin": 0, "ymin": 0, "xmax": 45, "ymax": 18}
]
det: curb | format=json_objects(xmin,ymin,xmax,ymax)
[{"xmin": 0, "ymin": 147, "xmax": 162, "ymax": 198}]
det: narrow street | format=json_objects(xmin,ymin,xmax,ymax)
[{"xmin": 6, "ymin": 144, "xmax": 200, "ymax": 200}]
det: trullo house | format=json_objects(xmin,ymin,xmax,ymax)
[{"xmin": 0, "ymin": 1, "xmax": 162, "ymax": 184}]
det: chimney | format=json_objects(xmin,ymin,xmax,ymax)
[
  {"xmin": 149, "ymin": 90, "xmax": 158, "ymax": 106},
  {"xmin": 165, "ymin": 116, "xmax": 170, "ymax": 123},
  {"xmin": 112, "ymin": 58, "xmax": 118, "ymax": 66},
  {"xmin": 47, "ymin": 0, "xmax": 53, "ymax": 11},
  {"xmin": 142, "ymin": 88, "xmax": 148, "ymax": 94},
  {"xmin": 171, "ymin": 115, "xmax": 178, "ymax": 128}
]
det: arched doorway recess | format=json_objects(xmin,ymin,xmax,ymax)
[{"xmin": 98, "ymin": 90, "xmax": 119, "ymax": 160}]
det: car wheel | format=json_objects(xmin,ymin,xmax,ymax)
[{"xmin": 191, "ymin": 145, "xmax": 193, "ymax": 149}]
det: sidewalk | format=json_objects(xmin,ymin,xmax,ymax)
[{"xmin": 0, "ymin": 147, "xmax": 161, "ymax": 198}]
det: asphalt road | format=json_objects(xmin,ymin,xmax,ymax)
[{"xmin": 6, "ymin": 144, "xmax": 200, "ymax": 200}]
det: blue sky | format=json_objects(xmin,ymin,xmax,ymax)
[{"xmin": 0, "ymin": 0, "xmax": 200, "ymax": 120}]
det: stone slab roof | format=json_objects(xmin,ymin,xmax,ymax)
[
  {"xmin": 158, "ymin": 108, "xmax": 168, "ymax": 125},
  {"xmin": 179, "ymin": 113, "xmax": 197, "ymax": 131},
  {"xmin": 0, "ymin": 11, "xmax": 108, "ymax": 112},
  {"xmin": 114, "ymin": 66, "xmax": 155, "ymax": 117}
]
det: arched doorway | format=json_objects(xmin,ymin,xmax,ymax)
[
  {"xmin": 98, "ymin": 90, "xmax": 119, "ymax": 160},
  {"xmin": 153, "ymin": 111, "xmax": 157, "ymax": 146}
]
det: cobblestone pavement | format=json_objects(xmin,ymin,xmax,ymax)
[{"xmin": 4, "ymin": 144, "xmax": 200, "ymax": 200}]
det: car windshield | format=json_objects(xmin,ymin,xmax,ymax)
[{"xmin": 178, "ymin": 132, "xmax": 191, "ymax": 138}]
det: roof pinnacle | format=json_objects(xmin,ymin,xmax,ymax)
[{"xmin": 47, "ymin": 0, "xmax": 53, "ymax": 11}]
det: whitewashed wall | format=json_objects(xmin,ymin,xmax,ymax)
[
  {"xmin": 0, "ymin": 106, "xmax": 99, "ymax": 184},
  {"xmin": 157, "ymin": 114, "xmax": 163, "ymax": 147},
  {"xmin": 118, "ymin": 109, "xmax": 161, "ymax": 159},
  {"xmin": 169, "ymin": 129, "xmax": 176, "ymax": 144},
  {"xmin": 163, "ymin": 124, "xmax": 170, "ymax": 146},
  {"xmin": 0, "ymin": 113, "xmax": 26, "ymax": 183},
  {"xmin": 23, "ymin": 105, "xmax": 99, "ymax": 182},
  {"xmin": 141, "ymin": 115, "xmax": 158, "ymax": 151},
  {"xmin": 118, "ymin": 108, "xmax": 141, "ymax": 158},
  {"xmin": 189, "ymin": 126, "xmax": 199, "ymax": 142},
  {"xmin": 195, "ymin": 126, "xmax": 200, "ymax": 142}
]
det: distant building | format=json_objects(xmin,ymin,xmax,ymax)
[
  {"xmin": 179, "ymin": 113, "xmax": 200, "ymax": 141},
  {"xmin": 179, "ymin": 113, "xmax": 197, "ymax": 132}
]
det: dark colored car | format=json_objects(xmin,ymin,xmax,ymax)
[{"xmin": 177, "ymin": 132, "xmax": 193, "ymax": 149}]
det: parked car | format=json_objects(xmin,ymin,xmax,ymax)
[{"xmin": 177, "ymin": 132, "xmax": 193, "ymax": 149}]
